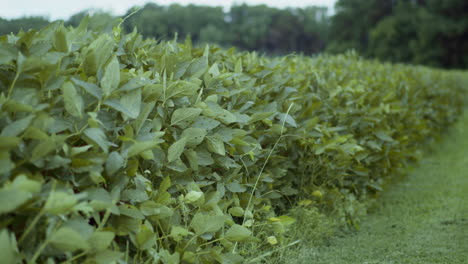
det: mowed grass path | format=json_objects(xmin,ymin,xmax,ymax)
[{"xmin": 282, "ymin": 112, "xmax": 468, "ymax": 264}]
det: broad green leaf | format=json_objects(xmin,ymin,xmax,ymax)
[
  {"xmin": 62, "ymin": 81, "xmax": 83, "ymax": 118},
  {"xmin": 87, "ymin": 188, "xmax": 113, "ymax": 211},
  {"xmin": 248, "ymin": 112, "xmax": 275, "ymax": 124},
  {"xmin": 167, "ymin": 137, "xmax": 187, "ymax": 162},
  {"xmin": 171, "ymin": 108, "xmax": 202, "ymax": 128},
  {"xmin": 170, "ymin": 226, "xmax": 191, "ymax": 242},
  {"xmin": 206, "ymin": 134, "xmax": 225, "ymax": 155},
  {"xmin": 0, "ymin": 189, "xmax": 31, "ymax": 214},
  {"xmin": 181, "ymin": 128, "xmax": 206, "ymax": 146},
  {"xmin": 0, "ymin": 154, "xmax": 15, "ymax": 175},
  {"xmin": 84, "ymin": 128, "xmax": 113, "ymax": 153},
  {"xmin": 159, "ymin": 176, "xmax": 171, "ymax": 193},
  {"xmin": 184, "ymin": 149, "xmax": 198, "ymax": 170},
  {"xmin": 0, "ymin": 229, "xmax": 18, "ymax": 264},
  {"xmin": 191, "ymin": 116, "xmax": 221, "ymax": 130},
  {"xmin": 119, "ymin": 204, "xmax": 145, "ymax": 219},
  {"xmin": 88, "ymin": 231, "xmax": 115, "ymax": 251},
  {"xmin": 235, "ymin": 58, "xmax": 243, "ymax": 73},
  {"xmin": 226, "ymin": 182, "xmax": 246, "ymax": 193},
  {"xmin": 184, "ymin": 191, "xmax": 203, "ymax": 203},
  {"xmin": 267, "ymin": 236, "xmax": 278, "ymax": 245},
  {"xmin": 31, "ymin": 137, "xmax": 56, "ymax": 161},
  {"xmin": 1, "ymin": 115, "xmax": 34, "ymax": 137},
  {"xmin": 10, "ymin": 174, "xmax": 41, "ymax": 193},
  {"xmin": 127, "ymin": 136, "xmax": 164, "ymax": 158},
  {"xmin": 165, "ymin": 81, "xmax": 199, "ymax": 100},
  {"xmin": 104, "ymin": 99, "xmax": 139, "ymax": 119},
  {"xmin": 228, "ymin": 207, "xmax": 244, "ymax": 217},
  {"xmin": 72, "ymin": 78, "xmax": 103, "ymax": 100},
  {"xmin": 204, "ymin": 102, "xmax": 236, "ymax": 124},
  {"xmin": 44, "ymin": 191, "xmax": 78, "ymax": 215},
  {"xmin": 186, "ymin": 56, "xmax": 208, "ymax": 79},
  {"xmin": 208, "ymin": 62, "xmax": 220, "ymax": 77},
  {"xmin": 0, "ymin": 136, "xmax": 21, "ymax": 150},
  {"xmin": 135, "ymin": 222, "xmax": 155, "ymax": 250},
  {"xmin": 224, "ymin": 224, "xmax": 252, "ymax": 242},
  {"xmin": 105, "ymin": 151, "xmax": 124, "ymax": 175},
  {"xmin": 93, "ymin": 250, "xmax": 124, "ymax": 264},
  {"xmin": 375, "ymin": 131, "xmax": 394, "ymax": 142},
  {"xmin": 119, "ymin": 89, "xmax": 141, "ymax": 119},
  {"xmin": 83, "ymin": 34, "xmax": 114, "ymax": 75},
  {"xmin": 53, "ymin": 25, "xmax": 69, "ymax": 52},
  {"xmin": 190, "ymin": 213, "xmax": 225, "ymax": 235},
  {"xmin": 50, "ymin": 227, "xmax": 90, "ymax": 252},
  {"xmin": 0, "ymin": 43, "xmax": 17, "ymax": 64},
  {"xmin": 101, "ymin": 56, "xmax": 120, "ymax": 96},
  {"xmin": 277, "ymin": 113, "xmax": 297, "ymax": 127}
]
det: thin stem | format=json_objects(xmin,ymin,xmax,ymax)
[
  {"xmin": 245, "ymin": 240, "xmax": 301, "ymax": 263},
  {"xmin": 233, "ymin": 103, "xmax": 294, "ymax": 254},
  {"xmin": 7, "ymin": 71, "xmax": 20, "ymax": 98}
]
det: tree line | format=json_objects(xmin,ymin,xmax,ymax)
[{"xmin": 1, "ymin": 0, "xmax": 467, "ymax": 69}]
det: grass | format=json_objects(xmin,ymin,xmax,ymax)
[{"xmin": 264, "ymin": 111, "xmax": 468, "ymax": 264}]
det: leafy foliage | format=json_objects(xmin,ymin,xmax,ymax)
[{"xmin": 0, "ymin": 19, "xmax": 466, "ymax": 264}]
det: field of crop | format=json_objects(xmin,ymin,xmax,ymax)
[{"xmin": 0, "ymin": 18, "xmax": 467, "ymax": 264}]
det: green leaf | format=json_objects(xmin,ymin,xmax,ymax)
[
  {"xmin": 101, "ymin": 56, "xmax": 120, "ymax": 96},
  {"xmin": 31, "ymin": 137, "xmax": 56, "ymax": 161},
  {"xmin": 105, "ymin": 151, "xmax": 124, "ymax": 175},
  {"xmin": 167, "ymin": 137, "xmax": 187, "ymax": 162},
  {"xmin": 228, "ymin": 207, "xmax": 244, "ymax": 217},
  {"xmin": 119, "ymin": 204, "xmax": 145, "ymax": 219},
  {"xmin": 53, "ymin": 25, "xmax": 69, "ymax": 52},
  {"xmin": 186, "ymin": 56, "xmax": 208, "ymax": 79},
  {"xmin": 375, "ymin": 131, "xmax": 394, "ymax": 142},
  {"xmin": 88, "ymin": 231, "xmax": 115, "ymax": 251},
  {"xmin": 159, "ymin": 176, "xmax": 171, "ymax": 193},
  {"xmin": 1, "ymin": 115, "xmax": 34, "ymax": 137},
  {"xmin": 119, "ymin": 89, "xmax": 141, "ymax": 120},
  {"xmin": 171, "ymin": 108, "xmax": 202, "ymax": 128},
  {"xmin": 72, "ymin": 78, "xmax": 103, "ymax": 100},
  {"xmin": 135, "ymin": 222, "xmax": 155, "ymax": 250},
  {"xmin": 87, "ymin": 188, "xmax": 113, "ymax": 211},
  {"xmin": 0, "ymin": 189, "xmax": 31, "ymax": 214},
  {"xmin": 206, "ymin": 134, "xmax": 225, "ymax": 155},
  {"xmin": 191, "ymin": 116, "xmax": 221, "ymax": 130},
  {"xmin": 224, "ymin": 224, "xmax": 252, "ymax": 242},
  {"xmin": 44, "ymin": 191, "xmax": 78, "ymax": 215},
  {"xmin": 93, "ymin": 250, "xmax": 124, "ymax": 264},
  {"xmin": 127, "ymin": 136, "xmax": 164, "ymax": 158},
  {"xmin": 0, "ymin": 136, "xmax": 21, "ymax": 150},
  {"xmin": 190, "ymin": 213, "xmax": 225, "ymax": 235},
  {"xmin": 184, "ymin": 191, "xmax": 203, "ymax": 203},
  {"xmin": 104, "ymin": 99, "xmax": 139, "ymax": 119},
  {"xmin": 84, "ymin": 128, "xmax": 114, "ymax": 153},
  {"xmin": 248, "ymin": 112, "xmax": 275, "ymax": 124},
  {"xmin": 50, "ymin": 227, "xmax": 90, "ymax": 252},
  {"xmin": 226, "ymin": 182, "xmax": 246, "ymax": 193},
  {"xmin": 62, "ymin": 81, "xmax": 83, "ymax": 118},
  {"xmin": 170, "ymin": 226, "xmax": 191, "ymax": 242},
  {"xmin": 0, "ymin": 43, "xmax": 17, "ymax": 64},
  {"xmin": 165, "ymin": 81, "xmax": 199, "ymax": 100},
  {"xmin": 278, "ymin": 113, "xmax": 297, "ymax": 127},
  {"xmin": 181, "ymin": 128, "xmax": 207, "ymax": 147},
  {"xmin": 0, "ymin": 229, "xmax": 18, "ymax": 264}
]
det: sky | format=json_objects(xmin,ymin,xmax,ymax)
[{"xmin": 1, "ymin": 0, "xmax": 337, "ymax": 21}]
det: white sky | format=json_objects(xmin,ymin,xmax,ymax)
[{"xmin": 2, "ymin": 0, "xmax": 336, "ymax": 20}]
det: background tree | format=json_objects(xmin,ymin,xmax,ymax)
[
  {"xmin": 327, "ymin": 0, "xmax": 393, "ymax": 55},
  {"xmin": 67, "ymin": 10, "xmax": 117, "ymax": 33},
  {"xmin": 0, "ymin": 16, "xmax": 49, "ymax": 35}
]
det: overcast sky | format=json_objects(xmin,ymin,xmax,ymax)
[{"xmin": 2, "ymin": 0, "xmax": 337, "ymax": 20}]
